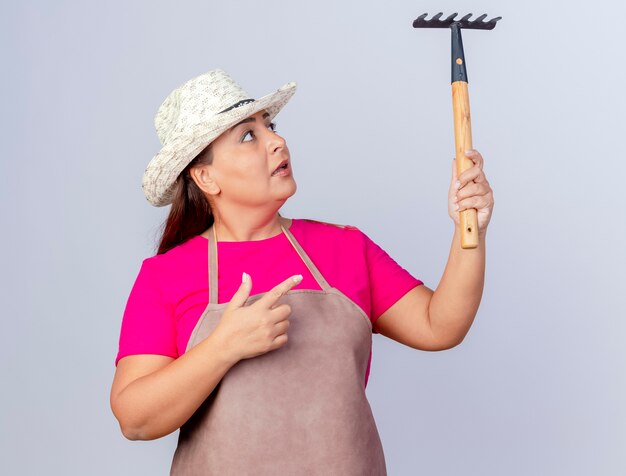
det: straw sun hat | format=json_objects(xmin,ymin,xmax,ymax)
[{"xmin": 141, "ymin": 68, "xmax": 297, "ymax": 207}]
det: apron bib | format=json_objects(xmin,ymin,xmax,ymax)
[{"xmin": 170, "ymin": 222, "xmax": 387, "ymax": 475}]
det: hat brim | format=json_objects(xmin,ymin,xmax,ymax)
[{"xmin": 142, "ymin": 81, "xmax": 297, "ymax": 207}]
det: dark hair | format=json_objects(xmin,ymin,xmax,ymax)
[{"xmin": 155, "ymin": 143, "xmax": 215, "ymax": 255}]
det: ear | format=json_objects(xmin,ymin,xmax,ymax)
[{"xmin": 190, "ymin": 165, "xmax": 221, "ymax": 196}]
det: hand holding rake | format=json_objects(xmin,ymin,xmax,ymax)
[{"xmin": 449, "ymin": 149, "xmax": 494, "ymax": 238}]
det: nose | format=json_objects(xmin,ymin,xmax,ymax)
[{"xmin": 264, "ymin": 128, "xmax": 286, "ymax": 154}]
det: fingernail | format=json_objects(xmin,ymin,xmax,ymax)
[
  {"xmin": 465, "ymin": 149, "xmax": 473, "ymax": 155},
  {"xmin": 242, "ymin": 271, "xmax": 249, "ymax": 283},
  {"xmin": 455, "ymin": 180, "xmax": 461, "ymax": 189},
  {"xmin": 455, "ymin": 204, "xmax": 459, "ymax": 211},
  {"xmin": 292, "ymin": 274, "xmax": 303, "ymax": 283}
]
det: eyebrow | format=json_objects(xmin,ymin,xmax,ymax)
[{"xmin": 231, "ymin": 112, "xmax": 270, "ymax": 131}]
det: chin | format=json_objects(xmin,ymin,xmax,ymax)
[{"xmin": 279, "ymin": 179, "xmax": 297, "ymax": 199}]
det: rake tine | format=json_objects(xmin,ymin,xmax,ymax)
[
  {"xmin": 444, "ymin": 13, "xmax": 458, "ymax": 22},
  {"xmin": 431, "ymin": 12, "xmax": 444, "ymax": 22},
  {"xmin": 472, "ymin": 14, "xmax": 488, "ymax": 24},
  {"xmin": 487, "ymin": 16, "xmax": 503, "ymax": 28}
]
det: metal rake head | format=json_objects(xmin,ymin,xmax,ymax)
[{"xmin": 412, "ymin": 12, "xmax": 502, "ymax": 30}]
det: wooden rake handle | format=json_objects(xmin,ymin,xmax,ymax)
[{"xmin": 452, "ymin": 80, "xmax": 479, "ymax": 249}]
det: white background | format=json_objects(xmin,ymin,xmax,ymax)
[{"xmin": 2, "ymin": 1, "xmax": 624, "ymax": 474}]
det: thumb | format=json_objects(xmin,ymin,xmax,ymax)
[
  {"xmin": 451, "ymin": 158, "xmax": 458, "ymax": 183},
  {"xmin": 226, "ymin": 271, "xmax": 253, "ymax": 310},
  {"xmin": 450, "ymin": 158, "xmax": 459, "ymax": 192}
]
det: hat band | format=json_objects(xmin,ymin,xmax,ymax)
[{"xmin": 219, "ymin": 98, "xmax": 255, "ymax": 114}]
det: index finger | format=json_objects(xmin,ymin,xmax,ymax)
[
  {"xmin": 464, "ymin": 149, "xmax": 484, "ymax": 169},
  {"xmin": 256, "ymin": 274, "xmax": 303, "ymax": 309}
]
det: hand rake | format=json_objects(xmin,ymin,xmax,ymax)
[{"xmin": 412, "ymin": 12, "xmax": 502, "ymax": 249}]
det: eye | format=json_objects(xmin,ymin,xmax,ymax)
[{"xmin": 240, "ymin": 122, "xmax": 277, "ymax": 143}]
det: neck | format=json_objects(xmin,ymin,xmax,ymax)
[{"xmin": 205, "ymin": 210, "xmax": 291, "ymax": 242}]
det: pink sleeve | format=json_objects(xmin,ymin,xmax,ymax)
[
  {"xmin": 114, "ymin": 258, "xmax": 178, "ymax": 366},
  {"xmin": 360, "ymin": 229, "xmax": 424, "ymax": 331}
]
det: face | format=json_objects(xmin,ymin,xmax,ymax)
[{"xmin": 196, "ymin": 109, "xmax": 296, "ymax": 208}]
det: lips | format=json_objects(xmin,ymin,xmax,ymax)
[{"xmin": 271, "ymin": 159, "xmax": 290, "ymax": 176}]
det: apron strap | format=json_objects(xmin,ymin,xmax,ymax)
[
  {"xmin": 208, "ymin": 224, "xmax": 219, "ymax": 305},
  {"xmin": 280, "ymin": 223, "xmax": 331, "ymax": 292}
]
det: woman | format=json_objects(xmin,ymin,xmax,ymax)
[{"xmin": 110, "ymin": 69, "xmax": 494, "ymax": 475}]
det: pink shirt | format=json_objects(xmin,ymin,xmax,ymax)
[{"xmin": 115, "ymin": 218, "xmax": 424, "ymax": 387}]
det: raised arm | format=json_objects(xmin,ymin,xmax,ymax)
[{"xmin": 373, "ymin": 149, "xmax": 493, "ymax": 349}]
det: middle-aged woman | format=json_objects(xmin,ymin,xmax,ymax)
[{"xmin": 110, "ymin": 68, "xmax": 494, "ymax": 475}]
